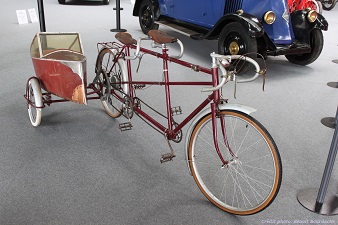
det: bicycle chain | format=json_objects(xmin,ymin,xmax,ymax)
[{"xmin": 134, "ymin": 97, "xmax": 183, "ymax": 143}]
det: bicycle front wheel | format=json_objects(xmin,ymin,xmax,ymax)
[
  {"xmin": 188, "ymin": 110, "xmax": 282, "ymax": 215},
  {"xmin": 95, "ymin": 48, "xmax": 127, "ymax": 118}
]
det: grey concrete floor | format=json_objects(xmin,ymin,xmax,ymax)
[{"xmin": 1, "ymin": 0, "xmax": 338, "ymax": 224}]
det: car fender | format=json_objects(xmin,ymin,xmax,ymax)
[
  {"xmin": 184, "ymin": 103, "xmax": 257, "ymax": 175},
  {"xmin": 313, "ymin": 13, "xmax": 328, "ymax": 31},
  {"xmin": 133, "ymin": 0, "xmax": 159, "ymax": 16},
  {"xmin": 291, "ymin": 10, "xmax": 328, "ymax": 43},
  {"xmin": 203, "ymin": 12, "xmax": 264, "ymax": 40}
]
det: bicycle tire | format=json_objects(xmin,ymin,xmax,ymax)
[
  {"xmin": 95, "ymin": 48, "xmax": 127, "ymax": 118},
  {"xmin": 188, "ymin": 110, "xmax": 282, "ymax": 215}
]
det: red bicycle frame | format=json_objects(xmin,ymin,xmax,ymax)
[{"xmin": 105, "ymin": 40, "xmax": 230, "ymax": 165}]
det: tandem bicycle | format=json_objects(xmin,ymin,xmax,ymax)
[{"xmin": 94, "ymin": 30, "xmax": 282, "ymax": 215}]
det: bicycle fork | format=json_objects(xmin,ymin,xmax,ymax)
[{"xmin": 211, "ymin": 103, "xmax": 237, "ymax": 167}]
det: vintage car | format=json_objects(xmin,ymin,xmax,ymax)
[{"xmin": 133, "ymin": 0, "xmax": 328, "ymax": 66}]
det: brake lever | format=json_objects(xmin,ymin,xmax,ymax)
[
  {"xmin": 136, "ymin": 53, "xmax": 144, "ymax": 73},
  {"xmin": 260, "ymin": 69, "xmax": 267, "ymax": 91}
]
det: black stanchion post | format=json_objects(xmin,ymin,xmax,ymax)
[
  {"xmin": 110, "ymin": 0, "xmax": 126, "ymax": 32},
  {"xmin": 37, "ymin": 0, "xmax": 46, "ymax": 32},
  {"xmin": 297, "ymin": 106, "xmax": 338, "ymax": 215},
  {"xmin": 315, "ymin": 106, "xmax": 338, "ymax": 212}
]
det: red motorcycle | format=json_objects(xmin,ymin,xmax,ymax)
[{"xmin": 288, "ymin": 0, "xmax": 323, "ymax": 13}]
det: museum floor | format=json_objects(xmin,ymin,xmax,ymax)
[{"xmin": 1, "ymin": 0, "xmax": 338, "ymax": 224}]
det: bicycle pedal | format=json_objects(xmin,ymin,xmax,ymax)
[
  {"xmin": 160, "ymin": 152, "xmax": 176, "ymax": 163},
  {"xmin": 171, "ymin": 106, "xmax": 182, "ymax": 116},
  {"xmin": 119, "ymin": 122, "xmax": 133, "ymax": 131}
]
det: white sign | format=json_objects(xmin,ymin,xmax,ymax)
[
  {"xmin": 16, "ymin": 10, "xmax": 28, "ymax": 25},
  {"xmin": 28, "ymin": 8, "xmax": 38, "ymax": 23}
]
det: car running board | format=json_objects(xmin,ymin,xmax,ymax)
[{"xmin": 155, "ymin": 21, "xmax": 204, "ymax": 40}]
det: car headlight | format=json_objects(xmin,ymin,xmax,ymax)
[
  {"xmin": 236, "ymin": 9, "xmax": 244, "ymax": 15},
  {"xmin": 264, "ymin": 11, "xmax": 276, "ymax": 25},
  {"xmin": 307, "ymin": 10, "xmax": 317, "ymax": 23}
]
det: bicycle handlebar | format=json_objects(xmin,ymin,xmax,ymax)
[
  {"xmin": 169, "ymin": 39, "xmax": 184, "ymax": 59},
  {"xmin": 125, "ymin": 37, "xmax": 150, "ymax": 60},
  {"xmin": 230, "ymin": 55, "xmax": 262, "ymax": 83},
  {"xmin": 125, "ymin": 37, "xmax": 184, "ymax": 60},
  {"xmin": 201, "ymin": 53, "xmax": 264, "ymax": 92}
]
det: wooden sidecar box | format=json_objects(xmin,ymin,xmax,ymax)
[{"xmin": 30, "ymin": 32, "xmax": 87, "ymax": 104}]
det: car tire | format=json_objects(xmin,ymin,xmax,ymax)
[
  {"xmin": 285, "ymin": 28, "xmax": 323, "ymax": 65},
  {"xmin": 103, "ymin": 0, "xmax": 110, "ymax": 5},
  {"xmin": 58, "ymin": 0, "xmax": 66, "ymax": 4},
  {"xmin": 322, "ymin": 0, "xmax": 337, "ymax": 10},
  {"xmin": 218, "ymin": 22, "xmax": 257, "ymax": 73},
  {"xmin": 138, "ymin": 0, "xmax": 159, "ymax": 34},
  {"xmin": 315, "ymin": 0, "xmax": 323, "ymax": 13}
]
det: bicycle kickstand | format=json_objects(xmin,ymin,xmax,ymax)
[{"xmin": 160, "ymin": 134, "xmax": 176, "ymax": 163}]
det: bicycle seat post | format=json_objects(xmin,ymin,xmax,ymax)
[{"xmin": 161, "ymin": 44, "xmax": 174, "ymax": 134}]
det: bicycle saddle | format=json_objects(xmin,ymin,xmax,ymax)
[
  {"xmin": 115, "ymin": 32, "xmax": 137, "ymax": 45},
  {"xmin": 148, "ymin": 30, "xmax": 177, "ymax": 44}
]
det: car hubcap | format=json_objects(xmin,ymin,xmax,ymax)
[
  {"xmin": 141, "ymin": 6, "xmax": 152, "ymax": 28},
  {"xmin": 229, "ymin": 41, "xmax": 240, "ymax": 55}
]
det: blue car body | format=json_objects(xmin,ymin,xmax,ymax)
[{"xmin": 133, "ymin": 0, "xmax": 328, "ymax": 65}]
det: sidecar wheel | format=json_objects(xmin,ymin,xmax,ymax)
[
  {"xmin": 27, "ymin": 78, "xmax": 43, "ymax": 127},
  {"xmin": 285, "ymin": 29, "xmax": 323, "ymax": 65}
]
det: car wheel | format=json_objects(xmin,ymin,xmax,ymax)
[
  {"xmin": 138, "ymin": 0, "xmax": 159, "ymax": 34},
  {"xmin": 315, "ymin": 0, "xmax": 323, "ymax": 13},
  {"xmin": 218, "ymin": 22, "xmax": 257, "ymax": 73},
  {"xmin": 322, "ymin": 0, "xmax": 337, "ymax": 10},
  {"xmin": 58, "ymin": 0, "xmax": 66, "ymax": 4},
  {"xmin": 285, "ymin": 28, "xmax": 323, "ymax": 65},
  {"xmin": 103, "ymin": 0, "xmax": 110, "ymax": 5}
]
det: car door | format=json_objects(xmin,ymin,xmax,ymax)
[
  {"xmin": 158, "ymin": 0, "xmax": 174, "ymax": 17},
  {"xmin": 172, "ymin": 0, "xmax": 205, "ymax": 25},
  {"xmin": 172, "ymin": 0, "xmax": 225, "ymax": 28}
]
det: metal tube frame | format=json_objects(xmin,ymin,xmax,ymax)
[{"xmin": 111, "ymin": 42, "xmax": 227, "ymax": 158}]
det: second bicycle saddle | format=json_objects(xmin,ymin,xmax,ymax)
[{"xmin": 148, "ymin": 30, "xmax": 177, "ymax": 44}]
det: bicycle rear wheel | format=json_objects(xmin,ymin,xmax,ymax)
[
  {"xmin": 188, "ymin": 110, "xmax": 282, "ymax": 215},
  {"xmin": 95, "ymin": 48, "xmax": 127, "ymax": 118}
]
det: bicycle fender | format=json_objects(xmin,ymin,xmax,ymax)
[
  {"xmin": 184, "ymin": 103, "xmax": 256, "ymax": 175},
  {"xmin": 29, "ymin": 77, "xmax": 43, "ymax": 108},
  {"xmin": 108, "ymin": 48, "xmax": 129, "ymax": 95}
]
